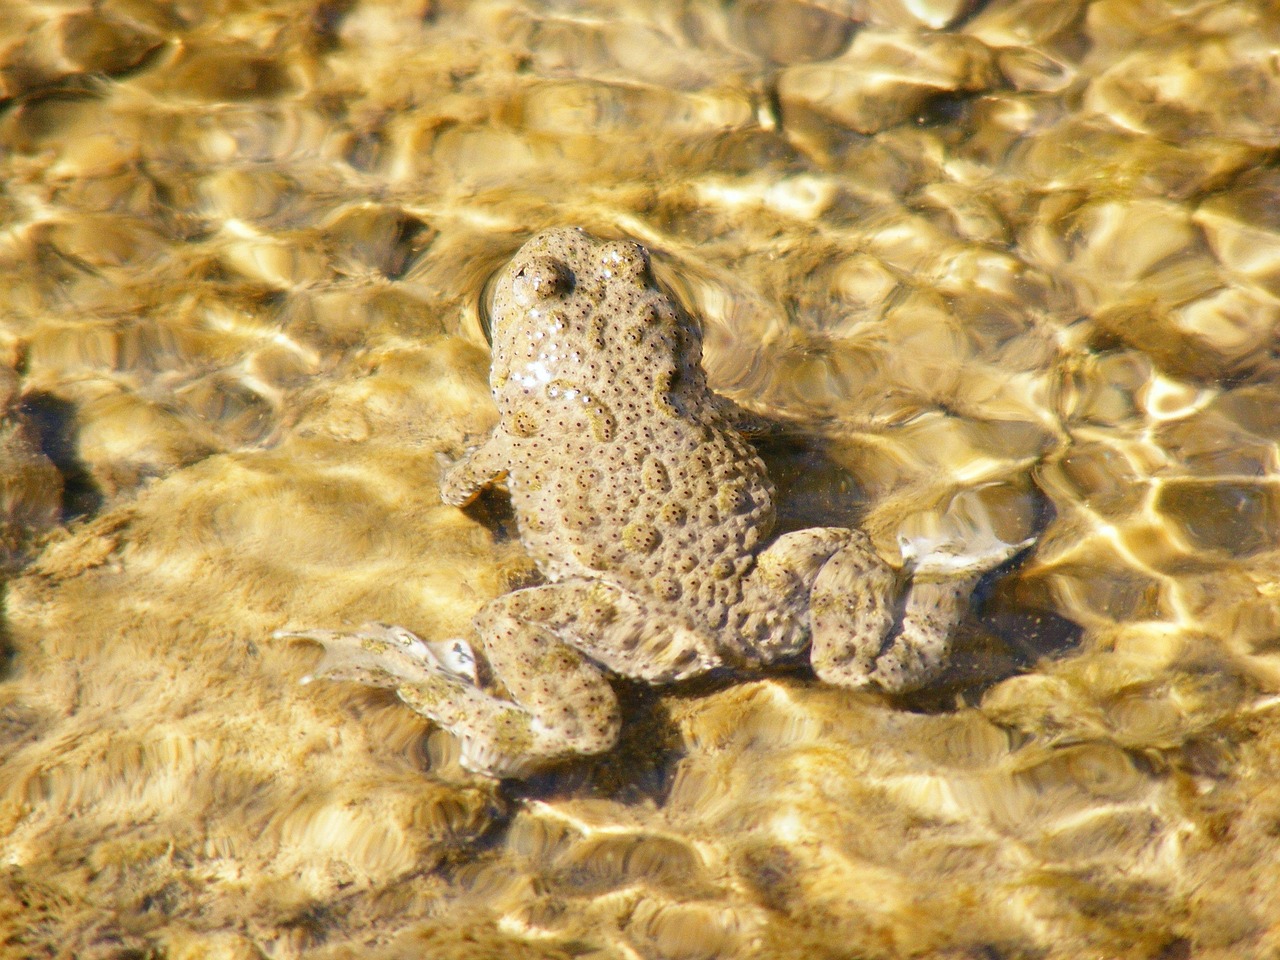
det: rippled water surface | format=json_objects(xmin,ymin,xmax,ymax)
[{"xmin": 2, "ymin": 1, "xmax": 1280, "ymax": 957}]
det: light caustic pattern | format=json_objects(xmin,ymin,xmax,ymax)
[{"xmin": 0, "ymin": 1, "xmax": 1279, "ymax": 959}]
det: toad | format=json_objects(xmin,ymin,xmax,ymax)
[{"xmin": 281, "ymin": 228, "xmax": 1025, "ymax": 777}]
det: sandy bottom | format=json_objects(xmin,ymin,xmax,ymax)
[{"xmin": 2, "ymin": 1, "xmax": 1280, "ymax": 957}]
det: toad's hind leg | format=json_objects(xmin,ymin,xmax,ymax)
[
  {"xmin": 281, "ymin": 583, "xmax": 625, "ymax": 778},
  {"xmin": 809, "ymin": 531, "xmax": 1026, "ymax": 693},
  {"xmin": 801, "ymin": 530, "xmax": 903, "ymax": 688},
  {"xmin": 448, "ymin": 577, "xmax": 724, "ymax": 770},
  {"xmin": 738, "ymin": 527, "xmax": 891, "ymax": 666},
  {"xmin": 461, "ymin": 583, "xmax": 630, "ymax": 773}
]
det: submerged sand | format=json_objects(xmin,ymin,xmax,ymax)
[{"xmin": 2, "ymin": 1, "xmax": 1280, "ymax": 957}]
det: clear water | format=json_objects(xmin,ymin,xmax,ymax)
[{"xmin": 1, "ymin": 1, "xmax": 1278, "ymax": 957}]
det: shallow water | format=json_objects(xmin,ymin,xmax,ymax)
[{"xmin": 2, "ymin": 1, "xmax": 1279, "ymax": 957}]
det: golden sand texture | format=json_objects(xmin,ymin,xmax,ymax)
[{"xmin": 1, "ymin": 0, "xmax": 1279, "ymax": 957}]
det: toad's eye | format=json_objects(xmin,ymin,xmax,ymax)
[
  {"xmin": 511, "ymin": 254, "xmax": 575, "ymax": 307},
  {"xmin": 598, "ymin": 240, "xmax": 651, "ymax": 283}
]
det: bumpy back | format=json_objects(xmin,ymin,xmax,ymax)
[{"xmin": 489, "ymin": 228, "xmax": 776, "ymax": 632}]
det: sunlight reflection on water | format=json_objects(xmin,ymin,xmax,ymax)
[{"xmin": 2, "ymin": 0, "xmax": 1280, "ymax": 957}]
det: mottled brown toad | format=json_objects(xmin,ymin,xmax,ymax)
[{"xmin": 282, "ymin": 228, "xmax": 1026, "ymax": 777}]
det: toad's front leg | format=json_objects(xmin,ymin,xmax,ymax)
[{"xmin": 439, "ymin": 431, "xmax": 513, "ymax": 507}]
